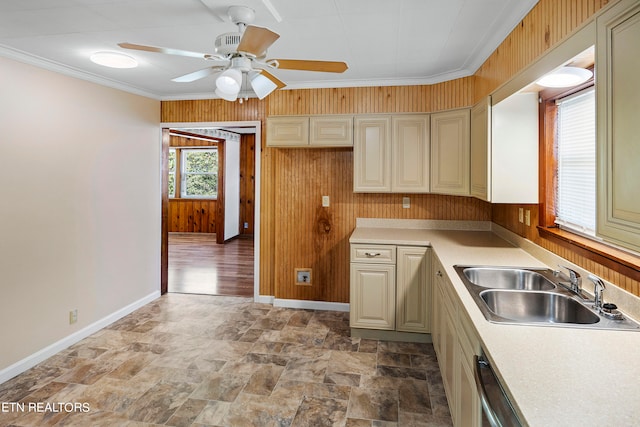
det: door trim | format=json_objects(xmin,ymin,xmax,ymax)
[{"xmin": 160, "ymin": 121, "xmax": 262, "ymax": 299}]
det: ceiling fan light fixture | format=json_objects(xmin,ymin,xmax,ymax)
[
  {"xmin": 215, "ymin": 68, "xmax": 242, "ymax": 93},
  {"xmin": 249, "ymin": 71, "xmax": 278, "ymax": 100},
  {"xmin": 215, "ymin": 87, "xmax": 239, "ymax": 101},
  {"xmin": 536, "ymin": 66, "xmax": 592, "ymax": 88},
  {"xmin": 90, "ymin": 51, "xmax": 138, "ymax": 68}
]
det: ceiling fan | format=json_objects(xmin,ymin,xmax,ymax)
[{"xmin": 119, "ymin": 5, "xmax": 348, "ymax": 102}]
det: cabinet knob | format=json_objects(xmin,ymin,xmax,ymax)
[{"xmin": 436, "ymin": 270, "xmax": 443, "ymax": 277}]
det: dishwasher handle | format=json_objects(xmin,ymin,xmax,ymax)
[{"xmin": 474, "ymin": 354, "xmax": 522, "ymax": 427}]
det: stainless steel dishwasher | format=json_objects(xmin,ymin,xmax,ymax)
[{"xmin": 474, "ymin": 353, "xmax": 523, "ymax": 427}]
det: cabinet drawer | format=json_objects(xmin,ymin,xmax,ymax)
[{"xmin": 350, "ymin": 244, "xmax": 396, "ymax": 263}]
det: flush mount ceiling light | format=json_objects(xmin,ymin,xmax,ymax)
[
  {"xmin": 536, "ymin": 66, "xmax": 592, "ymax": 88},
  {"xmin": 90, "ymin": 51, "xmax": 138, "ymax": 68}
]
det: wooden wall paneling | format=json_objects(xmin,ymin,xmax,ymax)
[
  {"xmin": 161, "ymin": 0, "xmax": 630, "ymax": 303},
  {"xmin": 473, "ymin": 0, "xmax": 610, "ymax": 102},
  {"xmin": 240, "ymin": 133, "xmax": 255, "ymax": 235},
  {"xmin": 167, "ymin": 199, "xmax": 217, "ymax": 233},
  {"xmin": 161, "ymin": 129, "xmax": 170, "ymax": 294}
]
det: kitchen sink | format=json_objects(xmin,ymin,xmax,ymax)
[
  {"xmin": 480, "ymin": 290, "xmax": 600, "ymax": 324},
  {"xmin": 462, "ymin": 267, "xmax": 555, "ymax": 290},
  {"xmin": 453, "ymin": 265, "xmax": 640, "ymax": 330}
]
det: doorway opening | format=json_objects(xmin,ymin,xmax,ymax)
[{"xmin": 160, "ymin": 121, "xmax": 261, "ymax": 299}]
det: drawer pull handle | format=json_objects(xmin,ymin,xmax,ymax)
[{"xmin": 364, "ymin": 252, "xmax": 381, "ymax": 258}]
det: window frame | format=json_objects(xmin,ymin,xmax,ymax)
[
  {"xmin": 168, "ymin": 148, "xmax": 177, "ymax": 199},
  {"xmin": 538, "ymin": 67, "xmax": 640, "ymax": 281},
  {"xmin": 179, "ymin": 148, "xmax": 219, "ymax": 200},
  {"xmin": 553, "ymin": 86, "xmax": 596, "ymax": 237},
  {"xmin": 539, "ymin": 73, "xmax": 595, "ymax": 229}
]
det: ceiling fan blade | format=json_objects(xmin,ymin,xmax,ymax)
[
  {"xmin": 259, "ymin": 69, "xmax": 286, "ymax": 89},
  {"xmin": 270, "ymin": 59, "xmax": 348, "ymax": 73},
  {"xmin": 237, "ymin": 25, "xmax": 280, "ymax": 57},
  {"xmin": 172, "ymin": 66, "xmax": 226, "ymax": 83},
  {"xmin": 118, "ymin": 42, "xmax": 211, "ymax": 60}
]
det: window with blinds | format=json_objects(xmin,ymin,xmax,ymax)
[{"xmin": 555, "ymin": 87, "xmax": 596, "ymax": 236}]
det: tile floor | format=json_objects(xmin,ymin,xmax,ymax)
[{"xmin": 0, "ymin": 294, "xmax": 453, "ymax": 426}]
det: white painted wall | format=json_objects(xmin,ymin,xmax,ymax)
[
  {"xmin": 224, "ymin": 138, "xmax": 241, "ymax": 241},
  {"xmin": 0, "ymin": 56, "xmax": 161, "ymax": 375}
]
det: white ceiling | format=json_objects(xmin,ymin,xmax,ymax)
[{"xmin": 0, "ymin": 0, "xmax": 538, "ymax": 100}]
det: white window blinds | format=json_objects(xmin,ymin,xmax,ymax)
[{"xmin": 555, "ymin": 88, "xmax": 596, "ymax": 236}]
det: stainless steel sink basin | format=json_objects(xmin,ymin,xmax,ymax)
[
  {"xmin": 453, "ymin": 265, "xmax": 640, "ymax": 330},
  {"xmin": 462, "ymin": 267, "xmax": 555, "ymax": 290},
  {"xmin": 480, "ymin": 290, "xmax": 600, "ymax": 324}
]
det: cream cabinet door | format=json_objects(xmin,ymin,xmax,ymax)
[
  {"xmin": 309, "ymin": 115, "xmax": 353, "ymax": 147},
  {"xmin": 430, "ymin": 109, "xmax": 470, "ymax": 196},
  {"xmin": 354, "ymin": 116, "xmax": 392, "ymax": 192},
  {"xmin": 267, "ymin": 116, "xmax": 309, "ymax": 147},
  {"xmin": 350, "ymin": 263, "xmax": 395, "ymax": 330},
  {"xmin": 396, "ymin": 246, "xmax": 431, "ymax": 333},
  {"xmin": 470, "ymin": 98, "xmax": 491, "ymax": 201},
  {"xmin": 597, "ymin": 0, "xmax": 640, "ymax": 251},
  {"xmin": 391, "ymin": 115, "xmax": 430, "ymax": 193}
]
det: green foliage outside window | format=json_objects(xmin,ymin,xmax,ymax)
[
  {"xmin": 168, "ymin": 149, "xmax": 176, "ymax": 198},
  {"xmin": 182, "ymin": 149, "xmax": 218, "ymax": 198}
]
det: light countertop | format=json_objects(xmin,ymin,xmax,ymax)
[{"xmin": 350, "ymin": 220, "xmax": 640, "ymax": 427}]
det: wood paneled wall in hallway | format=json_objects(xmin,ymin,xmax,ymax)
[
  {"xmin": 239, "ymin": 133, "xmax": 256, "ymax": 235},
  {"xmin": 168, "ymin": 199, "xmax": 217, "ymax": 233}
]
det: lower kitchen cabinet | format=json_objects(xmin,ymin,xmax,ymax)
[
  {"xmin": 350, "ymin": 263, "xmax": 396, "ymax": 330},
  {"xmin": 432, "ymin": 255, "xmax": 483, "ymax": 426},
  {"xmin": 350, "ymin": 244, "xmax": 431, "ymax": 339}
]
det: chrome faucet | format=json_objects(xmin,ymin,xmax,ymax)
[
  {"xmin": 589, "ymin": 274, "xmax": 606, "ymax": 312},
  {"xmin": 556, "ymin": 265, "xmax": 583, "ymax": 295}
]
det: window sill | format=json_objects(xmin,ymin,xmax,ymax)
[{"xmin": 537, "ymin": 226, "xmax": 640, "ymax": 281}]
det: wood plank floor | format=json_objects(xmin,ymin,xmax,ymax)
[{"xmin": 168, "ymin": 233, "xmax": 254, "ymax": 297}]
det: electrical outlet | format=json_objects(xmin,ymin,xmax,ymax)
[
  {"xmin": 525, "ymin": 210, "xmax": 531, "ymax": 226},
  {"xmin": 518, "ymin": 208, "xmax": 524, "ymax": 223},
  {"xmin": 243, "ymin": 222, "xmax": 249, "ymax": 229},
  {"xmin": 69, "ymin": 309, "xmax": 78, "ymax": 325},
  {"xmin": 322, "ymin": 196, "xmax": 330, "ymax": 207},
  {"xmin": 295, "ymin": 268, "xmax": 312, "ymax": 285},
  {"xmin": 402, "ymin": 197, "xmax": 410, "ymax": 209}
]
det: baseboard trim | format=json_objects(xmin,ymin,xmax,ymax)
[
  {"xmin": 273, "ymin": 298, "xmax": 350, "ymax": 312},
  {"xmin": 0, "ymin": 290, "xmax": 160, "ymax": 385},
  {"xmin": 254, "ymin": 294, "xmax": 275, "ymax": 305}
]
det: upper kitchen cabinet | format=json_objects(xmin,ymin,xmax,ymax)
[
  {"xmin": 470, "ymin": 97, "xmax": 491, "ymax": 200},
  {"xmin": 354, "ymin": 114, "xmax": 430, "ymax": 193},
  {"xmin": 430, "ymin": 109, "xmax": 470, "ymax": 196},
  {"xmin": 267, "ymin": 116, "xmax": 309, "ymax": 147},
  {"xmin": 267, "ymin": 115, "xmax": 353, "ymax": 147},
  {"xmin": 354, "ymin": 115, "xmax": 392, "ymax": 192},
  {"xmin": 596, "ymin": 0, "xmax": 640, "ymax": 252},
  {"xmin": 309, "ymin": 115, "xmax": 354, "ymax": 147},
  {"xmin": 470, "ymin": 92, "xmax": 539, "ymax": 203},
  {"xmin": 391, "ymin": 114, "xmax": 430, "ymax": 193}
]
